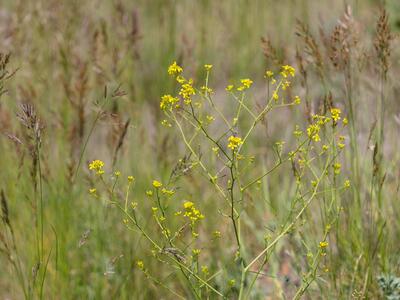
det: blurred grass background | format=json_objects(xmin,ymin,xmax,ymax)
[{"xmin": 1, "ymin": 0, "xmax": 400, "ymax": 299}]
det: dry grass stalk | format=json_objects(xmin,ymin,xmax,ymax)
[
  {"xmin": 17, "ymin": 103, "xmax": 42, "ymax": 192},
  {"xmin": 329, "ymin": 6, "xmax": 358, "ymax": 71},
  {"xmin": 374, "ymin": 9, "xmax": 392, "ymax": 78},
  {"xmin": 295, "ymin": 20, "xmax": 324, "ymax": 77}
]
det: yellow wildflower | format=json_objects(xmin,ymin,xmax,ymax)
[
  {"xmin": 161, "ymin": 188, "xmax": 175, "ymax": 196},
  {"xmin": 89, "ymin": 160, "xmax": 105, "ymax": 175},
  {"xmin": 176, "ymin": 75, "xmax": 186, "ymax": 84},
  {"xmin": 160, "ymin": 94, "xmax": 179, "ymax": 111},
  {"xmin": 192, "ymin": 249, "xmax": 201, "ymax": 255},
  {"xmin": 201, "ymin": 265, "xmax": 209, "ymax": 275},
  {"xmin": 227, "ymin": 136, "xmax": 243, "ymax": 150},
  {"xmin": 168, "ymin": 61, "xmax": 183, "ymax": 76},
  {"xmin": 307, "ymin": 124, "xmax": 321, "ymax": 142},
  {"xmin": 333, "ymin": 162, "xmax": 341, "ymax": 175},
  {"xmin": 282, "ymin": 80, "xmax": 290, "ymax": 90},
  {"xmin": 183, "ymin": 201, "xmax": 194, "ymax": 209},
  {"xmin": 206, "ymin": 115, "xmax": 215, "ymax": 123},
  {"xmin": 241, "ymin": 78, "xmax": 253, "ymax": 88},
  {"xmin": 89, "ymin": 160, "xmax": 104, "ymax": 170},
  {"xmin": 152, "ymin": 180, "xmax": 162, "ymax": 188},
  {"xmin": 201, "ymin": 86, "xmax": 213, "ymax": 94},
  {"xmin": 265, "ymin": 70, "xmax": 274, "ymax": 78},
  {"xmin": 183, "ymin": 201, "xmax": 204, "ymax": 223},
  {"xmin": 330, "ymin": 108, "xmax": 341, "ymax": 124},
  {"xmin": 213, "ymin": 231, "xmax": 221, "ymax": 238},
  {"xmin": 161, "ymin": 119, "xmax": 172, "ymax": 127},
  {"xmin": 136, "ymin": 260, "xmax": 144, "ymax": 270},
  {"xmin": 204, "ymin": 64, "xmax": 213, "ymax": 71},
  {"xmin": 212, "ymin": 146, "xmax": 219, "ymax": 156},
  {"xmin": 344, "ymin": 180, "xmax": 350, "ymax": 188},
  {"xmin": 293, "ymin": 125, "xmax": 303, "ymax": 137},
  {"xmin": 179, "ymin": 79, "xmax": 195, "ymax": 102},
  {"xmin": 281, "ymin": 65, "xmax": 295, "ymax": 78},
  {"xmin": 237, "ymin": 78, "xmax": 253, "ymax": 91},
  {"xmin": 319, "ymin": 241, "xmax": 329, "ymax": 249}
]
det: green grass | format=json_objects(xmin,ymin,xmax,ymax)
[{"xmin": 1, "ymin": 0, "xmax": 400, "ymax": 299}]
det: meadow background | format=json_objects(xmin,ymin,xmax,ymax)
[{"xmin": 1, "ymin": 0, "xmax": 400, "ymax": 299}]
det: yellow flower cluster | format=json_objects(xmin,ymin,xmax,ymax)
[
  {"xmin": 225, "ymin": 84, "xmax": 234, "ymax": 91},
  {"xmin": 136, "ymin": 260, "xmax": 144, "ymax": 270},
  {"xmin": 183, "ymin": 201, "xmax": 204, "ymax": 222},
  {"xmin": 176, "ymin": 75, "xmax": 185, "ymax": 84},
  {"xmin": 227, "ymin": 136, "xmax": 243, "ymax": 150},
  {"xmin": 344, "ymin": 179, "xmax": 350, "ymax": 188},
  {"xmin": 265, "ymin": 70, "xmax": 274, "ymax": 78},
  {"xmin": 89, "ymin": 159, "xmax": 105, "ymax": 175},
  {"xmin": 314, "ymin": 115, "xmax": 331, "ymax": 125},
  {"xmin": 184, "ymin": 201, "xmax": 194, "ymax": 209},
  {"xmin": 164, "ymin": 61, "xmax": 196, "ymax": 107},
  {"xmin": 152, "ymin": 180, "xmax": 162, "ymax": 188},
  {"xmin": 237, "ymin": 78, "xmax": 253, "ymax": 91},
  {"xmin": 206, "ymin": 115, "xmax": 215, "ymax": 124},
  {"xmin": 293, "ymin": 125, "xmax": 303, "ymax": 137},
  {"xmin": 280, "ymin": 65, "xmax": 295, "ymax": 78},
  {"xmin": 338, "ymin": 135, "xmax": 346, "ymax": 149},
  {"xmin": 307, "ymin": 124, "xmax": 321, "ymax": 142},
  {"xmin": 307, "ymin": 115, "xmax": 331, "ymax": 142},
  {"xmin": 161, "ymin": 119, "xmax": 171, "ymax": 127},
  {"xmin": 204, "ymin": 64, "xmax": 213, "ymax": 71},
  {"xmin": 333, "ymin": 162, "xmax": 341, "ymax": 175},
  {"xmin": 281, "ymin": 80, "xmax": 290, "ymax": 90},
  {"xmin": 201, "ymin": 265, "xmax": 209, "ymax": 275},
  {"xmin": 201, "ymin": 86, "xmax": 213, "ymax": 94},
  {"xmin": 330, "ymin": 108, "xmax": 341, "ymax": 124},
  {"xmin": 319, "ymin": 241, "xmax": 329, "ymax": 256},
  {"xmin": 213, "ymin": 230, "xmax": 221, "ymax": 238},
  {"xmin": 179, "ymin": 79, "xmax": 196, "ymax": 104},
  {"xmin": 160, "ymin": 94, "xmax": 179, "ymax": 111},
  {"xmin": 192, "ymin": 248, "xmax": 201, "ymax": 256},
  {"xmin": 161, "ymin": 188, "xmax": 174, "ymax": 196},
  {"xmin": 319, "ymin": 241, "xmax": 328, "ymax": 249},
  {"xmin": 167, "ymin": 61, "xmax": 183, "ymax": 76}
]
